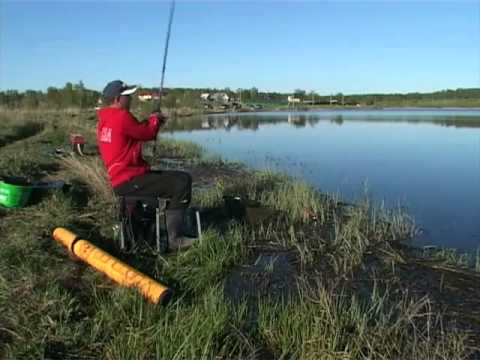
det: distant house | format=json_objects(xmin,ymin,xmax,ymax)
[
  {"xmin": 138, "ymin": 92, "xmax": 153, "ymax": 102},
  {"xmin": 138, "ymin": 91, "xmax": 161, "ymax": 102},
  {"xmin": 213, "ymin": 92, "xmax": 230, "ymax": 103},
  {"xmin": 200, "ymin": 93, "xmax": 211, "ymax": 101},
  {"xmin": 201, "ymin": 92, "xmax": 231, "ymax": 104},
  {"xmin": 288, "ymin": 95, "xmax": 301, "ymax": 104}
]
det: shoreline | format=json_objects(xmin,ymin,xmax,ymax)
[{"xmin": 173, "ymin": 105, "xmax": 480, "ymax": 118}]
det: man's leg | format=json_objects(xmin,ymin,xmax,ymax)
[{"xmin": 114, "ymin": 170, "xmax": 192, "ymax": 209}]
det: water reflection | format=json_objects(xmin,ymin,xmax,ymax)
[
  {"xmin": 165, "ymin": 110, "xmax": 480, "ymax": 133},
  {"xmin": 331, "ymin": 115, "xmax": 344, "ymax": 126},
  {"xmin": 167, "ymin": 113, "xmax": 287, "ymax": 132},
  {"xmin": 165, "ymin": 110, "xmax": 480, "ymax": 250},
  {"xmin": 287, "ymin": 113, "xmax": 306, "ymax": 127}
]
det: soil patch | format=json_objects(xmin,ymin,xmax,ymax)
[
  {"xmin": 224, "ymin": 247, "xmax": 298, "ymax": 304},
  {"xmin": 152, "ymin": 157, "xmax": 250, "ymax": 189}
]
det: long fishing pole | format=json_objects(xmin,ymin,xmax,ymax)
[{"xmin": 153, "ymin": 0, "xmax": 175, "ymax": 156}]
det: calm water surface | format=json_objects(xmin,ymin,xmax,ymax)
[{"xmin": 163, "ymin": 110, "xmax": 480, "ymax": 250}]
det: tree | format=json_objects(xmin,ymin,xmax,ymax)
[
  {"xmin": 236, "ymin": 88, "xmax": 243, "ymax": 103},
  {"xmin": 163, "ymin": 92, "xmax": 177, "ymax": 109},
  {"xmin": 63, "ymin": 82, "xmax": 74, "ymax": 107},
  {"xmin": 294, "ymin": 89, "xmax": 306, "ymax": 100},
  {"xmin": 75, "ymin": 81, "xmax": 86, "ymax": 108},
  {"xmin": 22, "ymin": 90, "xmax": 39, "ymax": 108},
  {"xmin": 0, "ymin": 90, "xmax": 20, "ymax": 108},
  {"xmin": 182, "ymin": 90, "xmax": 200, "ymax": 108},
  {"xmin": 47, "ymin": 87, "xmax": 61, "ymax": 108},
  {"xmin": 241, "ymin": 89, "xmax": 251, "ymax": 102},
  {"xmin": 224, "ymin": 87, "xmax": 231, "ymax": 94},
  {"xmin": 250, "ymin": 87, "xmax": 258, "ymax": 101}
]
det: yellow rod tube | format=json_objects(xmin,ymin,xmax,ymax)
[{"xmin": 53, "ymin": 227, "xmax": 172, "ymax": 305}]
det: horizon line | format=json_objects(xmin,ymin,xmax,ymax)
[{"xmin": 1, "ymin": 84, "xmax": 480, "ymax": 98}]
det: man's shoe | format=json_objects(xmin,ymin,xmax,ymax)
[{"xmin": 165, "ymin": 208, "xmax": 198, "ymax": 251}]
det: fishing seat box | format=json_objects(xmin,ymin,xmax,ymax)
[{"xmin": 116, "ymin": 195, "xmax": 170, "ymax": 253}]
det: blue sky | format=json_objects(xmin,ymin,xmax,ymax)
[{"xmin": 1, "ymin": 0, "xmax": 479, "ymax": 94}]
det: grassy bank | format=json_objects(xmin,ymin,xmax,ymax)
[{"xmin": 0, "ymin": 110, "xmax": 479, "ymax": 359}]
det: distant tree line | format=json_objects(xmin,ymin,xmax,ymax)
[
  {"xmin": 2, "ymin": 82, "xmax": 480, "ymax": 110},
  {"xmin": 346, "ymin": 88, "xmax": 480, "ymax": 107},
  {"xmin": 296, "ymin": 88, "xmax": 480, "ymax": 107},
  {"xmin": 0, "ymin": 82, "xmax": 101, "ymax": 110},
  {"xmin": 241, "ymin": 87, "xmax": 480, "ymax": 107}
]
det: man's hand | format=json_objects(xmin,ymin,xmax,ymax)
[{"xmin": 150, "ymin": 112, "xmax": 167, "ymax": 127}]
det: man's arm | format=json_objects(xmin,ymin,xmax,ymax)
[{"xmin": 121, "ymin": 112, "xmax": 161, "ymax": 141}]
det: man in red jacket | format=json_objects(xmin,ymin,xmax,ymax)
[{"xmin": 97, "ymin": 80, "xmax": 196, "ymax": 250}]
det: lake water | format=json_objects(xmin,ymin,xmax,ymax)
[{"xmin": 163, "ymin": 110, "xmax": 480, "ymax": 250}]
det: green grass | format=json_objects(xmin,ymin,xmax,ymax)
[
  {"xmin": 159, "ymin": 226, "xmax": 250, "ymax": 296},
  {"xmin": 92, "ymin": 287, "xmax": 234, "ymax": 360},
  {"xmin": 153, "ymin": 137, "xmax": 204, "ymax": 160},
  {"xmin": 0, "ymin": 109, "xmax": 478, "ymax": 359},
  {"xmin": 257, "ymin": 284, "xmax": 469, "ymax": 359}
]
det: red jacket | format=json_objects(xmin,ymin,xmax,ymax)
[{"xmin": 97, "ymin": 107, "xmax": 159, "ymax": 188}]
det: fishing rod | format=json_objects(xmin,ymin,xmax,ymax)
[{"xmin": 153, "ymin": 0, "xmax": 175, "ymax": 156}]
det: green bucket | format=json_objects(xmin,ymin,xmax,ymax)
[{"xmin": 0, "ymin": 178, "xmax": 33, "ymax": 208}]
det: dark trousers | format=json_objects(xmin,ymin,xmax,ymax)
[{"xmin": 113, "ymin": 170, "xmax": 192, "ymax": 209}]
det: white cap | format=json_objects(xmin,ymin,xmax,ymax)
[{"xmin": 120, "ymin": 85, "xmax": 138, "ymax": 96}]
